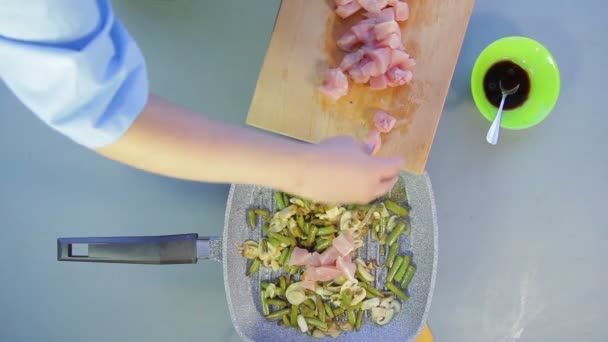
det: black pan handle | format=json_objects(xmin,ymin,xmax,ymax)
[{"xmin": 57, "ymin": 233, "xmax": 200, "ymax": 265}]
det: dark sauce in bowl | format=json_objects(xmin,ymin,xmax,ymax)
[{"xmin": 483, "ymin": 60, "xmax": 530, "ymax": 110}]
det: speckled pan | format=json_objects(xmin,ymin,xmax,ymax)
[{"xmin": 57, "ymin": 171, "xmax": 438, "ymax": 342}]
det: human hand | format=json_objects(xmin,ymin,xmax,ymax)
[{"xmin": 285, "ymin": 136, "xmax": 405, "ymax": 204}]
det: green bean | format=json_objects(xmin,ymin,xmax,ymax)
[
  {"xmin": 282, "ymin": 314, "xmax": 291, "ymax": 327},
  {"xmin": 386, "ymin": 282, "xmax": 409, "ymax": 301},
  {"xmin": 290, "ymin": 304, "xmax": 299, "ymax": 326},
  {"xmin": 303, "ymin": 298, "xmax": 316, "ymax": 310},
  {"xmin": 359, "ymin": 282, "xmax": 384, "ymax": 298},
  {"xmin": 355, "ymin": 309, "xmax": 364, "ymax": 331},
  {"xmin": 394, "ymin": 255, "xmax": 411, "ymax": 282},
  {"xmin": 317, "ymin": 295, "xmax": 326, "ymax": 322},
  {"xmin": 387, "ymin": 255, "xmax": 403, "ymax": 282},
  {"xmin": 268, "ymin": 232, "xmax": 296, "ymax": 246},
  {"xmin": 306, "ymin": 226, "xmax": 318, "ymax": 246},
  {"xmin": 341, "ymin": 289, "xmax": 352, "ymax": 308},
  {"xmin": 268, "ymin": 237, "xmax": 281, "ymax": 248},
  {"xmin": 247, "ymin": 259, "xmax": 261, "ymax": 276},
  {"xmin": 274, "ymin": 192, "xmax": 286, "ymax": 209},
  {"xmin": 282, "ymin": 246, "xmax": 294, "ymax": 268},
  {"xmin": 267, "ymin": 298, "xmax": 288, "ymax": 308},
  {"xmin": 278, "ymin": 247, "xmax": 290, "ymax": 266},
  {"xmin": 262, "ymin": 224, "xmax": 270, "ymax": 235},
  {"xmin": 400, "ymin": 265, "xmax": 416, "ymax": 289},
  {"xmin": 333, "ymin": 307, "xmax": 345, "ymax": 316},
  {"xmin": 385, "ymin": 199, "xmax": 409, "ymax": 217},
  {"xmin": 254, "ymin": 208, "xmax": 270, "ymax": 220},
  {"xmin": 386, "ymin": 242, "xmax": 399, "ymax": 268},
  {"xmin": 349, "ymin": 302, "xmax": 363, "ymax": 310},
  {"xmin": 302, "ymin": 223, "xmax": 312, "ymax": 237},
  {"xmin": 301, "ymin": 306, "xmax": 315, "ymax": 318},
  {"xmin": 305, "ymin": 317, "xmax": 328, "ymax": 331},
  {"xmin": 347, "ymin": 309, "xmax": 356, "ymax": 326},
  {"xmin": 283, "ymin": 193, "xmax": 290, "ymax": 208},
  {"xmin": 261, "ymin": 282, "xmax": 270, "ymax": 290},
  {"xmin": 261, "ymin": 291, "xmax": 270, "ymax": 316},
  {"xmin": 290, "ymin": 224, "xmax": 303, "ymax": 238},
  {"xmin": 297, "ymin": 215, "xmax": 306, "ymax": 230},
  {"xmin": 279, "ymin": 276, "xmax": 287, "ymax": 293},
  {"xmin": 311, "ymin": 219, "xmax": 331, "ymax": 226},
  {"xmin": 386, "ymin": 222, "xmax": 406, "ymax": 246},
  {"xmin": 247, "ymin": 210, "xmax": 256, "ymax": 230},
  {"xmin": 317, "ymin": 225, "xmax": 337, "ymax": 236},
  {"xmin": 266, "ymin": 308, "xmax": 290, "ymax": 321},
  {"xmin": 324, "ymin": 303, "xmax": 335, "ymax": 319},
  {"xmin": 314, "ymin": 238, "xmax": 332, "ymax": 252}
]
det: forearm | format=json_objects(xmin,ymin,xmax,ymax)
[{"xmin": 96, "ymin": 94, "xmax": 309, "ymax": 190}]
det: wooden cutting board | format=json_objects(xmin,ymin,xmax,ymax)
[{"xmin": 246, "ymin": 0, "xmax": 474, "ymax": 175}]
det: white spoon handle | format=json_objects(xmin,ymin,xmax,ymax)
[{"xmin": 486, "ymin": 94, "xmax": 507, "ymax": 145}]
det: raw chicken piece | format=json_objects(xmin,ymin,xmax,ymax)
[
  {"xmin": 333, "ymin": 233, "xmax": 355, "ymax": 256},
  {"xmin": 393, "ymin": 0, "xmax": 410, "ymax": 21},
  {"xmin": 336, "ymin": 256, "xmax": 357, "ymax": 282},
  {"xmin": 349, "ymin": 66, "xmax": 371, "ymax": 84},
  {"xmin": 364, "ymin": 48, "xmax": 392, "ymax": 76},
  {"xmin": 378, "ymin": 33, "xmax": 403, "ymax": 49},
  {"xmin": 365, "ymin": 129, "xmax": 382, "ymax": 155},
  {"xmin": 390, "ymin": 49, "xmax": 416, "ymax": 69},
  {"xmin": 387, "ymin": 66, "xmax": 413, "ymax": 86},
  {"xmin": 335, "ymin": 0, "xmax": 354, "ymax": 5},
  {"xmin": 319, "ymin": 246, "xmax": 341, "ymax": 266},
  {"xmin": 319, "ymin": 68, "xmax": 349, "ymax": 100},
  {"xmin": 309, "ymin": 252, "xmax": 323, "ymax": 267},
  {"xmin": 337, "ymin": 31, "xmax": 360, "ymax": 51},
  {"xmin": 289, "ymin": 247, "xmax": 312, "ymax": 266},
  {"xmin": 350, "ymin": 19, "xmax": 376, "ymax": 43},
  {"xmin": 374, "ymin": 20, "xmax": 400, "ymax": 41},
  {"xmin": 339, "ymin": 50, "xmax": 364, "ymax": 71},
  {"xmin": 304, "ymin": 266, "xmax": 344, "ymax": 282},
  {"xmin": 369, "ymin": 74, "xmax": 389, "ymax": 90},
  {"xmin": 302, "ymin": 279, "xmax": 317, "ymax": 291},
  {"xmin": 336, "ymin": 1, "xmax": 362, "ymax": 18},
  {"xmin": 360, "ymin": 61, "xmax": 381, "ymax": 78},
  {"xmin": 357, "ymin": 0, "xmax": 389, "ymax": 13},
  {"xmin": 374, "ymin": 110, "xmax": 397, "ymax": 132},
  {"xmin": 375, "ymin": 7, "xmax": 396, "ymax": 23}
]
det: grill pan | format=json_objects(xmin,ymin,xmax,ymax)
[{"xmin": 57, "ymin": 171, "xmax": 438, "ymax": 341}]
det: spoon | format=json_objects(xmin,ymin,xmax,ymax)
[{"xmin": 486, "ymin": 80, "xmax": 520, "ymax": 145}]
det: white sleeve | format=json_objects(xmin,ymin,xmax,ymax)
[{"xmin": 0, "ymin": 0, "xmax": 149, "ymax": 148}]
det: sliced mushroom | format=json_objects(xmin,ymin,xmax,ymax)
[
  {"xmin": 371, "ymin": 306, "xmax": 395, "ymax": 325},
  {"xmin": 264, "ymin": 283, "xmax": 277, "ymax": 299},
  {"xmin": 361, "ymin": 297, "xmax": 381, "ymax": 310},
  {"xmin": 355, "ymin": 258, "xmax": 375, "ymax": 283},
  {"xmin": 269, "ymin": 205, "xmax": 297, "ymax": 232},
  {"xmin": 297, "ymin": 315, "xmax": 308, "ymax": 333},
  {"xmin": 237, "ymin": 240, "xmax": 259, "ymax": 260},
  {"xmin": 350, "ymin": 285, "xmax": 367, "ymax": 306},
  {"xmin": 312, "ymin": 329, "xmax": 326, "ymax": 338},
  {"xmin": 285, "ymin": 282, "xmax": 307, "ymax": 305}
]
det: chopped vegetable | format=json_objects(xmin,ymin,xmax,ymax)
[
  {"xmin": 247, "ymin": 210, "xmax": 257, "ymax": 230},
  {"xmin": 275, "ymin": 192, "xmax": 286, "ymax": 210},
  {"xmin": 318, "ymin": 225, "xmax": 337, "ymax": 236},
  {"xmin": 266, "ymin": 298, "xmax": 288, "ymax": 308},
  {"xmin": 306, "ymin": 317, "xmax": 328, "ymax": 331},
  {"xmin": 394, "ymin": 255, "xmax": 411, "ymax": 282},
  {"xmin": 384, "ymin": 199, "xmax": 409, "ymax": 217},
  {"xmin": 386, "ymin": 222, "xmax": 406, "ymax": 246},
  {"xmin": 290, "ymin": 304, "xmax": 299, "ymax": 326},
  {"xmin": 400, "ymin": 265, "xmax": 416, "ymax": 289},
  {"xmin": 266, "ymin": 308, "xmax": 290, "ymax": 321},
  {"xmin": 261, "ymin": 291, "xmax": 270, "ymax": 316},
  {"xmin": 247, "ymin": 259, "xmax": 261, "ymax": 276},
  {"xmin": 347, "ymin": 309, "xmax": 356, "ymax": 325},
  {"xmin": 386, "ymin": 282, "xmax": 409, "ymax": 301},
  {"xmin": 297, "ymin": 315, "xmax": 308, "ymax": 332},
  {"xmin": 355, "ymin": 309, "xmax": 364, "ymax": 330},
  {"xmin": 385, "ymin": 240, "xmax": 399, "ymax": 267},
  {"xmin": 387, "ymin": 255, "xmax": 403, "ymax": 282}
]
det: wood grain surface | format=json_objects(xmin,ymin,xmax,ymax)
[{"xmin": 247, "ymin": 0, "xmax": 474, "ymax": 174}]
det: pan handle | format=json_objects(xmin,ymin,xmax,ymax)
[{"xmin": 57, "ymin": 233, "xmax": 212, "ymax": 265}]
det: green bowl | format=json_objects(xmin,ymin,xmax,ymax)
[{"xmin": 471, "ymin": 36, "xmax": 561, "ymax": 129}]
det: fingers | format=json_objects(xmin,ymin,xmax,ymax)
[
  {"xmin": 372, "ymin": 175, "xmax": 400, "ymax": 199},
  {"xmin": 373, "ymin": 156, "xmax": 405, "ymax": 178}
]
